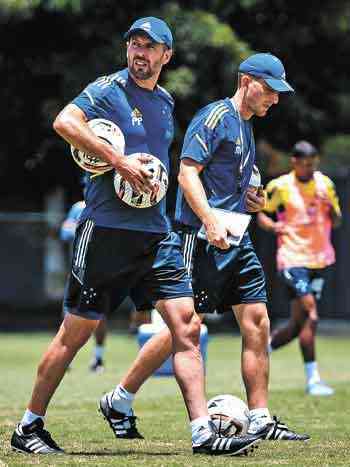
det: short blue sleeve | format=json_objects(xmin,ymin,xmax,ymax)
[
  {"xmin": 180, "ymin": 107, "xmax": 227, "ymax": 166},
  {"xmin": 71, "ymin": 79, "xmax": 118, "ymax": 121}
]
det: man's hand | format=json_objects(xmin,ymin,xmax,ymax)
[
  {"xmin": 246, "ymin": 186, "xmax": 266, "ymax": 212},
  {"xmin": 204, "ymin": 215, "xmax": 231, "ymax": 250},
  {"xmin": 115, "ymin": 153, "xmax": 155, "ymax": 194}
]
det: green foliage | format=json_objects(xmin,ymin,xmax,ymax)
[
  {"xmin": 0, "ymin": 0, "xmax": 81, "ymax": 11},
  {"xmin": 321, "ymin": 134, "xmax": 350, "ymax": 171},
  {"xmin": 0, "ymin": 0, "xmax": 40, "ymax": 8},
  {"xmin": 46, "ymin": 0, "xmax": 82, "ymax": 11},
  {"xmin": 165, "ymin": 66, "xmax": 196, "ymax": 99}
]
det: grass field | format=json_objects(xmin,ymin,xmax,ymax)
[{"xmin": 0, "ymin": 332, "xmax": 349, "ymax": 466}]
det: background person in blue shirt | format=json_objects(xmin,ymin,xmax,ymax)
[
  {"xmin": 11, "ymin": 17, "xmax": 263, "ymax": 457},
  {"xmin": 111, "ymin": 53, "xmax": 309, "ymax": 441}
]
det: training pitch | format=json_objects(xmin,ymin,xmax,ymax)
[{"xmin": 0, "ymin": 332, "xmax": 349, "ymax": 466}]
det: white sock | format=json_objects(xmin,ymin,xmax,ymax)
[
  {"xmin": 94, "ymin": 345, "xmax": 105, "ymax": 360},
  {"xmin": 248, "ymin": 408, "xmax": 272, "ymax": 433},
  {"xmin": 111, "ymin": 384, "xmax": 135, "ymax": 416},
  {"xmin": 305, "ymin": 361, "xmax": 321, "ymax": 385},
  {"xmin": 191, "ymin": 416, "xmax": 212, "ymax": 446},
  {"xmin": 21, "ymin": 409, "xmax": 44, "ymax": 427}
]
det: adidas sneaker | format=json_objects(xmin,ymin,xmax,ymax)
[
  {"xmin": 99, "ymin": 393, "xmax": 143, "ymax": 439},
  {"xmin": 11, "ymin": 419, "xmax": 63, "ymax": 454}
]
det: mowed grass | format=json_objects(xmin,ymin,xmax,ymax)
[{"xmin": 0, "ymin": 332, "xmax": 349, "ymax": 466}]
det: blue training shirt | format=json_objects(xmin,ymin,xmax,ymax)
[
  {"xmin": 175, "ymin": 98, "xmax": 256, "ymax": 237},
  {"xmin": 60, "ymin": 200, "xmax": 86, "ymax": 242},
  {"xmin": 71, "ymin": 68, "xmax": 174, "ymax": 233}
]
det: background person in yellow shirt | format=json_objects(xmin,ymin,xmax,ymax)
[{"xmin": 257, "ymin": 141, "xmax": 342, "ymax": 396}]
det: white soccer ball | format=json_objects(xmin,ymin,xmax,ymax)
[
  {"xmin": 114, "ymin": 153, "xmax": 168, "ymax": 209},
  {"xmin": 70, "ymin": 118, "xmax": 125, "ymax": 174},
  {"xmin": 207, "ymin": 394, "xmax": 250, "ymax": 436}
]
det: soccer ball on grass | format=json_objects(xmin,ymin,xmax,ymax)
[{"xmin": 207, "ymin": 394, "xmax": 250, "ymax": 436}]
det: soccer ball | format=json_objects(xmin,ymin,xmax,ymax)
[
  {"xmin": 207, "ymin": 394, "xmax": 250, "ymax": 436},
  {"xmin": 114, "ymin": 153, "xmax": 168, "ymax": 209},
  {"xmin": 70, "ymin": 119, "xmax": 125, "ymax": 174}
]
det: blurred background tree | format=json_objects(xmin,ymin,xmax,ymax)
[{"xmin": 1, "ymin": 0, "xmax": 349, "ymax": 210}]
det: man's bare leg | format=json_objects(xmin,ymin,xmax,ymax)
[
  {"xmin": 121, "ymin": 326, "xmax": 172, "ymax": 393},
  {"xmin": 233, "ymin": 303, "xmax": 272, "ymax": 433},
  {"xmin": 28, "ymin": 313, "xmax": 99, "ymax": 415},
  {"xmin": 90, "ymin": 316, "xmax": 108, "ymax": 372},
  {"xmin": 233, "ymin": 303, "xmax": 270, "ymax": 409},
  {"xmin": 94, "ymin": 317, "xmax": 107, "ymax": 347},
  {"xmin": 156, "ymin": 297, "xmax": 207, "ymax": 421},
  {"xmin": 297, "ymin": 294, "xmax": 318, "ymax": 362},
  {"xmin": 270, "ymin": 299, "xmax": 305, "ymax": 350}
]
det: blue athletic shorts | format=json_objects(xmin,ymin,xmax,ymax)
[
  {"xmin": 278, "ymin": 267, "xmax": 327, "ymax": 301},
  {"xmin": 63, "ymin": 220, "xmax": 193, "ymax": 320},
  {"xmin": 131, "ymin": 228, "xmax": 267, "ymax": 314},
  {"xmin": 190, "ymin": 236, "xmax": 267, "ymax": 314}
]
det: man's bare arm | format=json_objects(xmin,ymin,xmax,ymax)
[{"xmin": 178, "ymin": 158, "xmax": 230, "ymax": 249}]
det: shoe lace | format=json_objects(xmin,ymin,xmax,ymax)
[{"xmin": 272, "ymin": 416, "xmax": 288, "ymax": 429}]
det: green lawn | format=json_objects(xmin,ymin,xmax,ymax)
[{"xmin": 0, "ymin": 332, "xmax": 349, "ymax": 466}]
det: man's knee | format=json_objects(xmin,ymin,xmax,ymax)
[
  {"xmin": 60, "ymin": 313, "xmax": 98, "ymax": 349},
  {"xmin": 306, "ymin": 312, "xmax": 319, "ymax": 330},
  {"xmin": 186, "ymin": 312, "xmax": 202, "ymax": 342},
  {"xmin": 241, "ymin": 304, "xmax": 270, "ymax": 337},
  {"xmin": 175, "ymin": 309, "xmax": 201, "ymax": 348},
  {"xmin": 300, "ymin": 299, "xmax": 319, "ymax": 328}
]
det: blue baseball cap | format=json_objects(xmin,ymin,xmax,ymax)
[
  {"xmin": 239, "ymin": 53, "xmax": 294, "ymax": 92},
  {"xmin": 124, "ymin": 17, "xmax": 173, "ymax": 49}
]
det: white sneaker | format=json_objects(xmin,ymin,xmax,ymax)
[{"xmin": 306, "ymin": 381, "xmax": 334, "ymax": 396}]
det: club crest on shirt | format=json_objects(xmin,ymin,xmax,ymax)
[
  {"xmin": 131, "ymin": 107, "xmax": 143, "ymax": 126},
  {"xmin": 234, "ymin": 137, "xmax": 242, "ymax": 155}
]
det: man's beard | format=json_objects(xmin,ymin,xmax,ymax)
[
  {"xmin": 129, "ymin": 58, "xmax": 154, "ymax": 80},
  {"xmin": 130, "ymin": 65, "xmax": 152, "ymax": 80}
]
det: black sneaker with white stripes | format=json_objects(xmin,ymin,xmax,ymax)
[
  {"xmin": 193, "ymin": 421, "xmax": 268, "ymax": 457},
  {"xmin": 11, "ymin": 419, "xmax": 63, "ymax": 454},
  {"xmin": 99, "ymin": 393, "xmax": 144, "ymax": 439},
  {"xmin": 193, "ymin": 430, "xmax": 263, "ymax": 456},
  {"xmin": 257, "ymin": 416, "xmax": 310, "ymax": 441}
]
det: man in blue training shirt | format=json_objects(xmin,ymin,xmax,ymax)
[
  {"xmin": 11, "ymin": 18, "xmax": 265, "ymax": 457},
  {"xmin": 111, "ymin": 53, "xmax": 309, "ymax": 441}
]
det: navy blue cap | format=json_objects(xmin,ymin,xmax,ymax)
[
  {"xmin": 239, "ymin": 53, "xmax": 294, "ymax": 93},
  {"xmin": 124, "ymin": 17, "xmax": 173, "ymax": 49}
]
